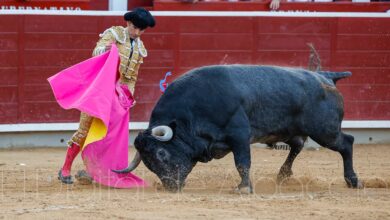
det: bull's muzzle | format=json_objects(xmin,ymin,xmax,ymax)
[{"xmin": 161, "ymin": 177, "xmax": 184, "ymax": 192}]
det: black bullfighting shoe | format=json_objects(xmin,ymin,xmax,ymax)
[
  {"xmin": 58, "ymin": 170, "xmax": 73, "ymax": 184},
  {"xmin": 75, "ymin": 170, "xmax": 93, "ymax": 185}
]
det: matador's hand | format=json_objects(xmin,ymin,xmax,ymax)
[{"xmin": 105, "ymin": 41, "xmax": 116, "ymax": 51}]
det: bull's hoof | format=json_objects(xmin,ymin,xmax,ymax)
[
  {"xmin": 58, "ymin": 170, "xmax": 73, "ymax": 184},
  {"xmin": 277, "ymin": 169, "xmax": 293, "ymax": 183},
  {"xmin": 345, "ymin": 176, "xmax": 363, "ymax": 189},
  {"xmin": 75, "ymin": 170, "xmax": 93, "ymax": 185},
  {"xmin": 234, "ymin": 185, "xmax": 253, "ymax": 194}
]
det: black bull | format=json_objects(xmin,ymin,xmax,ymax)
[{"xmin": 114, "ymin": 65, "xmax": 362, "ymax": 192}]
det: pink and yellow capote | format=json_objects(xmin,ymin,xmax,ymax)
[{"xmin": 48, "ymin": 45, "xmax": 146, "ymax": 188}]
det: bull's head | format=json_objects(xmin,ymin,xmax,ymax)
[{"xmin": 112, "ymin": 123, "xmax": 195, "ymax": 192}]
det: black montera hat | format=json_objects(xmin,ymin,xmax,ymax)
[{"xmin": 124, "ymin": 8, "xmax": 155, "ymax": 30}]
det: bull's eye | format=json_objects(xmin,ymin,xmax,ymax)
[{"xmin": 156, "ymin": 148, "xmax": 170, "ymax": 162}]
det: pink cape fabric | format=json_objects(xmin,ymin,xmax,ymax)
[{"xmin": 48, "ymin": 44, "xmax": 146, "ymax": 188}]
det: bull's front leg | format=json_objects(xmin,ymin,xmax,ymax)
[
  {"xmin": 225, "ymin": 108, "xmax": 252, "ymax": 194},
  {"xmin": 235, "ymin": 161, "xmax": 252, "ymax": 194},
  {"xmin": 229, "ymin": 137, "xmax": 253, "ymax": 194}
]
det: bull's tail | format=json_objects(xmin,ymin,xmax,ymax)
[{"xmin": 317, "ymin": 71, "xmax": 352, "ymax": 84}]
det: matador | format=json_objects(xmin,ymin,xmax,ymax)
[{"xmin": 58, "ymin": 8, "xmax": 155, "ymax": 184}]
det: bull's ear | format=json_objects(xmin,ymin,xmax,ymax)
[
  {"xmin": 134, "ymin": 131, "xmax": 147, "ymax": 150},
  {"xmin": 168, "ymin": 120, "xmax": 177, "ymax": 136}
]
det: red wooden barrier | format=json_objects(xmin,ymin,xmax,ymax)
[
  {"xmin": 154, "ymin": 0, "xmax": 390, "ymax": 12},
  {"xmin": 0, "ymin": 13, "xmax": 389, "ymax": 123}
]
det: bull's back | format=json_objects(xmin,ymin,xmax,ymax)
[
  {"xmin": 183, "ymin": 65, "xmax": 324, "ymax": 109},
  {"xmin": 152, "ymin": 65, "xmax": 334, "ymax": 127}
]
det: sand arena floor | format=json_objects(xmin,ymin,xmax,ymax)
[{"xmin": 0, "ymin": 144, "xmax": 389, "ymax": 219}]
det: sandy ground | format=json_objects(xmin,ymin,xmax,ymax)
[{"xmin": 0, "ymin": 144, "xmax": 389, "ymax": 220}]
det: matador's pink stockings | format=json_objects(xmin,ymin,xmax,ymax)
[{"xmin": 61, "ymin": 143, "xmax": 81, "ymax": 177}]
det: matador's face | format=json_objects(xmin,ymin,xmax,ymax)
[{"xmin": 127, "ymin": 21, "xmax": 145, "ymax": 40}]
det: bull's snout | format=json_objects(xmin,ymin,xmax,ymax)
[{"xmin": 161, "ymin": 177, "xmax": 185, "ymax": 192}]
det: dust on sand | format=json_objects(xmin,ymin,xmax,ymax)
[{"xmin": 0, "ymin": 144, "xmax": 389, "ymax": 219}]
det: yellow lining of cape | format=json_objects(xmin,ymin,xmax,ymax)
[{"xmin": 82, "ymin": 117, "xmax": 107, "ymax": 151}]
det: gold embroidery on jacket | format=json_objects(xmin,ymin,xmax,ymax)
[{"xmin": 92, "ymin": 26, "xmax": 147, "ymax": 94}]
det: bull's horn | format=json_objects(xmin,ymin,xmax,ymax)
[
  {"xmin": 111, "ymin": 151, "xmax": 141, "ymax": 173},
  {"xmin": 152, "ymin": 125, "xmax": 173, "ymax": 142}
]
